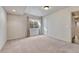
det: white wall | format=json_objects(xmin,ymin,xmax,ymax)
[
  {"xmin": 7, "ymin": 14, "xmax": 27, "ymax": 40},
  {"xmin": 0, "ymin": 7, "xmax": 7, "ymax": 50},
  {"xmin": 43, "ymin": 7, "xmax": 79, "ymax": 43}
]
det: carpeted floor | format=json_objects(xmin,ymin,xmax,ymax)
[{"xmin": 1, "ymin": 35, "xmax": 79, "ymax": 53}]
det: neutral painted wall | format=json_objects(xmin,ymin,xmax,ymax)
[
  {"xmin": 7, "ymin": 14, "xmax": 27, "ymax": 40},
  {"xmin": 43, "ymin": 7, "xmax": 79, "ymax": 42},
  {"xmin": 0, "ymin": 7, "xmax": 7, "ymax": 50}
]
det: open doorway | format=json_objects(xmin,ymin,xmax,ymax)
[
  {"xmin": 28, "ymin": 16, "xmax": 42, "ymax": 37},
  {"xmin": 72, "ymin": 11, "xmax": 79, "ymax": 43}
]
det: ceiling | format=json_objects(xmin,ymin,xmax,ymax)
[{"xmin": 3, "ymin": 6, "xmax": 68, "ymax": 16}]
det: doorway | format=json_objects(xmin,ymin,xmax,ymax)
[
  {"xmin": 72, "ymin": 11, "xmax": 79, "ymax": 43},
  {"xmin": 27, "ymin": 16, "xmax": 43, "ymax": 37}
]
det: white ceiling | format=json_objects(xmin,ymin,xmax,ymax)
[
  {"xmin": 3, "ymin": 6, "xmax": 69, "ymax": 16},
  {"xmin": 3, "ymin": 6, "xmax": 26, "ymax": 15}
]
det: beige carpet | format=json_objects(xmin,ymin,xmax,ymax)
[{"xmin": 1, "ymin": 35, "xmax": 79, "ymax": 53}]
